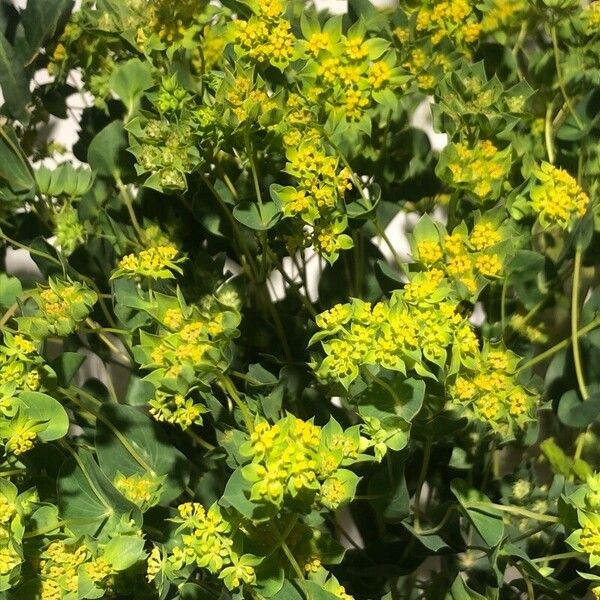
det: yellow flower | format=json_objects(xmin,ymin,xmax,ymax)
[
  {"xmin": 6, "ymin": 425, "xmax": 36, "ymax": 455},
  {"xmin": 147, "ymin": 546, "xmax": 162, "ymax": 582},
  {"xmin": 304, "ymin": 556, "xmax": 321, "ymax": 573},
  {"xmin": 306, "ymin": 31, "xmax": 330, "ymax": 56},
  {"xmin": 475, "ymin": 253, "xmax": 502, "ymax": 277},
  {"xmin": 0, "ymin": 546, "xmax": 18, "ymax": 575},
  {"xmin": 368, "ymin": 61, "xmax": 391, "ymax": 90},
  {"xmin": 469, "ymin": 222, "xmax": 501, "ymax": 251},
  {"xmin": 580, "ymin": 521, "xmax": 600, "ymax": 556},
  {"xmin": 416, "ymin": 240, "xmax": 443, "ymax": 264},
  {"xmin": 509, "ymin": 390, "xmax": 529, "ymax": 417},
  {"xmin": 530, "ymin": 162, "xmax": 589, "ymax": 229},
  {"xmin": 345, "ymin": 36, "xmax": 368, "ymax": 61}
]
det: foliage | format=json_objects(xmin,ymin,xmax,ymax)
[{"xmin": 2, "ymin": 0, "xmax": 600, "ymax": 598}]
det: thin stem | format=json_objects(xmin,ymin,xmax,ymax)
[
  {"xmin": 468, "ymin": 502, "xmax": 560, "ymax": 523},
  {"xmin": 0, "ymin": 302, "xmax": 19, "ymax": 328},
  {"xmin": 414, "ymin": 505, "xmax": 458, "ymax": 536},
  {"xmin": 571, "ymin": 246, "xmax": 589, "ymax": 401},
  {"xmin": 530, "ymin": 551, "xmax": 580, "ymax": 563},
  {"xmin": 0, "ymin": 231, "xmax": 63, "ymax": 269},
  {"xmin": 201, "ymin": 173, "xmax": 260, "ymax": 283},
  {"xmin": 267, "ymin": 248, "xmax": 317, "ymax": 318},
  {"xmin": 116, "ymin": 178, "xmax": 145, "ymax": 243},
  {"xmin": 544, "ymin": 103, "xmax": 556, "ymax": 165},
  {"xmin": 219, "ymin": 375, "xmax": 254, "ymax": 433},
  {"xmin": 373, "ymin": 220, "xmax": 408, "ymax": 276},
  {"xmin": 363, "ymin": 369, "xmax": 400, "ymax": 405},
  {"xmin": 23, "ymin": 520, "xmax": 66, "ymax": 539},
  {"xmin": 413, "ymin": 437, "xmax": 432, "ymax": 530},
  {"xmin": 65, "ymin": 389, "xmax": 155, "ymax": 474},
  {"xmin": 551, "ymin": 27, "xmax": 583, "ymax": 129},
  {"xmin": 272, "ymin": 523, "xmax": 309, "ymax": 596},
  {"xmin": 0, "ymin": 468, "xmax": 26, "ymax": 478},
  {"xmin": 518, "ymin": 315, "xmax": 600, "ymax": 372},
  {"xmin": 515, "ymin": 563, "xmax": 535, "ymax": 600},
  {"xmin": 186, "ymin": 428, "xmax": 216, "ymax": 451}
]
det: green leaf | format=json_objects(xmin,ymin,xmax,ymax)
[
  {"xmin": 18, "ymin": 391, "xmax": 69, "ymax": 442},
  {"xmin": 558, "ymin": 390, "xmax": 600, "ymax": 428},
  {"xmin": 451, "ymin": 479, "xmax": 504, "ymax": 548},
  {"xmin": 87, "ymin": 121, "xmax": 127, "ymax": 178},
  {"xmin": 0, "ymin": 33, "xmax": 30, "ymax": 120},
  {"xmin": 95, "ymin": 404, "xmax": 191, "ymax": 504},
  {"xmin": 110, "ymin": 59, "xmax": 154, "ymax": 113},
  {"xmin": 49, "ymin": 352, "xmax": 85, "ymax": 386},
  {"xmin": 403, "ymin": 522, "xmax": 449, "ymax": 551},
  {"xmin": 58, "ymin": 449, "xmax": 141, "ymax": 536},
  {"xmin": 20, "ymin": 0, "xmax": 72, "ymax": 63},
  {"xmin": 445, "ymin": 575, "xmax": 487, "ymax": 600},
  {"xmin": 0, "ymin": 274, "xmax": 21, "ymax": 308},
  {"xmin": 102, "ymin": 535, "xmax": 146, "ymax": 571},
  {"xmin": 0, "ymin": 129, "xmax": 35, "ymax": 193},
  {"xmin": 233, "ymin": 202, "xmax": 282, "ymax": 231}
]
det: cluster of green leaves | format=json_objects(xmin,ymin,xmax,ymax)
[{"xmin": 3, "ymin": 0, "xmax": 600, "ymax": 598}]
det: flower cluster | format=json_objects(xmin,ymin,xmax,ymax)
[
  {"xmin": 312, "ymin": 274, "xmax": 476, "ymax": 388},
  {"xmin": 112, "ymin": 244, "xmax": 183, "ymax": 280},
  {"xmin": 0, "ymin": 480, "xmax": 35, "ymax": 591},
  {"xmin": 298, "ymin": 18, "xmax": 402, "ymax": 126},
  {"xmin": 414, "ymin": 0, "xmax": 481, "ymax": 47},
  {"xmin": 412, "ymin": 214, "xmax": 512, "ymax": 297},
  {"xmin": 127, "ymin": 115, "xmax": 203, "ymax": 192},
  {"xmin": 479, "ymin": 0, "xmax": 528, "ymax": 34},
  {"xmin": 437, "ymin": 140, "xmax": 512, "ymax": 201},
  {"xmin": 114, "ymin": 472, "xmax": 163, "ymax": 511},
  {"xmin": 133, "ymin": 292, "xmax": 240, "ymax": 427},
  {"xmin": 239, "ymin": 416, "xmax": 361, "ymax": 513},
  {"xmin": 37, "ymin": 540, "xmax": 110, "ymax": 600},
  {"xmin": 54, "ymin": 204, "xmax": 86, "ymax": 256},
  {"xmin": 232, "ymin": 0, "xmax": 297, "ymax": 70},
  {"xmin": 528, "ymin": 162, "xmax": 589, "ymax": 230},
  {"xmin": 273, "ymin": 142, "xmax": 352, "ymax": 224},
  {"xmin": 16, "ymin": 280, "xmax": 97, "ymax": 340},
  {"xmin": 566, "ymin": 475, "xmax": 600, "ymax": 567},
  {"xmin": 450, "ymin": 344, "xmax": 537, "ymax": 434},
  {"xmin": 165, "ymin": 503, "xmax": 258, "ymax": 591}
]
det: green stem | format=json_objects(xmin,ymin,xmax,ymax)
[
  {"xmin": 468, "ymin": 502, "xmax": 560, "ymax": 523},
  {"xmin": 64, "ymin": 389, "xmax": 155, "ymax": 474},
  {"xmin": 0, "ymin": 468, "xmax": 26, "ymax": 478},
  {"xmin": 116, "ymin": 178, "xmax": 145, "ymax": 243},
  {"xmin": 219, "ymin": 375, "xmax": 254, "ymax": 433},
  {"xmin": 23, "ymin": 520, "xmax": 66, "ymax": 539},
  {"xmin": 201, "ymin": 173, "xmax": 260, "ymax": 283},
  {"xmin": 413, "ymin": 437, "xmax": 432, "ymax": 530},
  {"xmin": 518, "ymin": 315, "xmax": 600, "ymax": 372},
  {"xmin": 272, "ymin": 523, "xmax": 309, "ymax": 597},
  {"xmin": 530, "ymin": 551, "xmax": 580, "ymax": 563},
  {"xmin": 414, "ymin": 505, "xmax": 458, "ymax": 535},
  {"xmin": 0, "ymin": 231, "xmax": 64, "ymax": 269},
  {"xmin": 363, "ymin": 369, "xmax": 400, "ymax": 405},
  {"xmin": 551, "ymin": 27, "xmax": 583, "ymax": 129},
  {"xmin": 571, "ymin": 246, "xmax": 589, "ymax": 401},
  {"xmin": 186, "ymin": 428, "xmax": 216, "ymax": 451},
  {"xmin": 544, "ymin": 102, "xmax": 556, "ymax": 165},
  {"xmin": 0, "ymin": 302, "xmax": 19, "ymax": 329}
]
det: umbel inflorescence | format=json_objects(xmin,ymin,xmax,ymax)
[{"xmin": 0, "ymin": 0, "xmax": 600, "ymax": 598}]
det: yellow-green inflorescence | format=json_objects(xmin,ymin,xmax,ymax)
[
  {"xmin": 239, "ymin": 415, "xmax": 361, "ymax": 512},
  {"xmin": 312, "ymin": 257, "xmax": 537, "ymax": 434},
  {"xmin": 133, "ymin": 290, "xmax": 241, "ymax": 429}
]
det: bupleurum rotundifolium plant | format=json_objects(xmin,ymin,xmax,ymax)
[{"xmin": 1, "ymin": 0, "xmax": 600, "ymax": 598}]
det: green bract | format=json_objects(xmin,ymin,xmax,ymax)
[{"xmin": 1, "ymin": 0, "xmax": 600, "ymax": 598}]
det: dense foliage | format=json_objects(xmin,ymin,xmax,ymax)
[{"xmin": 2, "ymin": 0, "xmax": 600, "ymax": 597}]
